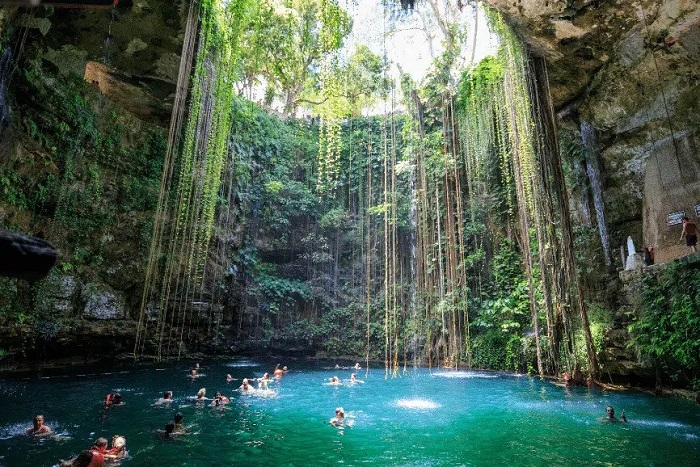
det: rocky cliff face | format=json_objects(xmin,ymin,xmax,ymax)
[
  {"xmin": 483, "ymin": 0, "xmax": 699, "ymax": 384},
  {"xmin": 485, "ymin": 0, "xmax": 700, "ymax": 265}
]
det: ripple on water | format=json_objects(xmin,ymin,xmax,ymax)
[{"xmin": 394, "ymin": 398, "xmax": 440, "ymax": 410}]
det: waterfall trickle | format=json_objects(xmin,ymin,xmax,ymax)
[{"xmin": 581, "ymin": 122, "xmax": 611, "ymax": 266}]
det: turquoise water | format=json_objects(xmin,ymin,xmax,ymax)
[{"xmin": 1, "ymin": 360, "xmax": 699, "ymax": 466}]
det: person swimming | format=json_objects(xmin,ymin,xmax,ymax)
[
  {"xmin": 330, "ymin": 407, "xmax": 345, "ymax": 427},
  {"xmin": 195, "ymin": 388, "xmax": 207, "ymax": 400},
  {"xmin": 173, "ymin": 413, "xmax": 185, "ymax": 433},
  {"xmin": 88, "ymin": 437, "xmax": 108, "ymax": 465},
  {"xmin": 350, "ymin": 373, "xmax": 364, "ymax": 384},
  {"xmin": 27, "ymin": 414, "xmax": 52, "ymax": 437},
  {"xmin": 155, "ymin": 390, "xmax": 173, "ymax": 405},
  {"xmin": 274, "ymin": 365, "xmax": 284, "ymax": 379},
  {"xmin": 190, "ymin": 369, "xmax": 199, "ymax": 379},
  {"xmin": 226, "ymin": 374, "xmax": 233, "ymax": 382},
  {"xmin": 105, "ymin": 393, "xmax": 124, "ymax": 408},
  {"xmin": 326, "ymin": 376, "xmax": 342, "ymax": 386},
  {"xmin": 213, "ymin": 391, "xmax": 230, "ymax": 404},
  {"xmin": 239, "ymin": 378, "xmax": 254, "ymax": 392},
  {"xmin": 353, "ymin": 363, "xmax": 361, "ymax": 370},
  {"xmin": 602, "ymin": 406, "xmax": 627, "ymax": 422},
  {"xmin": 160, "ymin": 422, "xmax": 176, "ymax": 439},
  {"xmin": 257, "ymin": 373, "xmax": 271, "ymax": 390},
  {"xmin": 61, "ymin": 450, "xmax": 94, "ymax": 467},
  {"xmin": 105, "ymin": 435, "xmax": 127, "ymax": 460}
]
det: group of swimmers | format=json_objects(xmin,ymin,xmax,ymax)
[{"xmin": 24, "ymin": 360, "xmax": 628, "ymax": 463}]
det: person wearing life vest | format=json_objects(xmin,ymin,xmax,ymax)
[
  {"xmin": 87, "ymin": 437, "xmax": 108, "ymax": 467},
  {"xmin": 680, "ymin": 216, "xmax": 698, "ymax": 253},
  {"xmin": 104, "ymin": 393, "xmax": 123, "ymax": 408}
]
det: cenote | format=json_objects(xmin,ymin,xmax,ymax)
[
  {"xmin": 1, "ymin": 360, "xmax": 699, "ymax": 466},
  {"xmin": 2, "ymin": 2, "xmax": 700, "ymax": 467}
]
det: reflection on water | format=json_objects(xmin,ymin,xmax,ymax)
[
  {"xmin": 431, "ymin": 370, "xmax": 499, "ymax": 379},
  {"xmin": 0, "ymin": 360, "xmax": 699, "ymax": 466}
]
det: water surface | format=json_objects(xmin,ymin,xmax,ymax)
[{"xmin": 1, "ymin": 360, "xmax": 698, "ymax": 466}]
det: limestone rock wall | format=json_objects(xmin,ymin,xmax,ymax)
[{"xmin": 485, "ymin": 0, "xmax": 700, "ymax": 266}]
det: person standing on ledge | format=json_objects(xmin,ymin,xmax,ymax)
[{"xmin": 680, "ymin": 216, "xmax": 698, "ymax": 253}]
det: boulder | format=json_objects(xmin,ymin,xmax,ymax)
[{"xmin": 0, "ymin": 229, "xmax": 58, "ymax": 281}]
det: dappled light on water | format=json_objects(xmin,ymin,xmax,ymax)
[{"xmin": 394, "ymin": 398, "xmax": 440, "ymax": 410}]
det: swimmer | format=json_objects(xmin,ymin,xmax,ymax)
[
  {"xmin": 105, "ymin": 435, "xmax": 127, "ymax": 459},
  {"xmin": 283, "ymin": 366, "xmax": 288, "ymax": 373},
  {"xmin": 213, "ymin": 391, "xmax": 230, "ymax": 403},
  {"xmin": 330, "ymin": 407, "xmax": 345, "ymax": 427},
  {"xmin": 239, "ymin": 378, "xmax": 254, "ymax": 392},
  {"xmin": 350, "ymin": 373, "xmax": 364, "ymax": 384},
  {"xmin": 88, "ymin": 437, "xmax": 108, "ymax": 465},
  {"xmin": 226, "ymin": 374, "xmax": 233, "ymax": 383},
  {"xmin": 602, "ymin": 406, "xmax": 627, "ymax": 423},
  {"xmin": 257, "ymin": 373, "xmax": 271, "ymax": 390},
  {"xmin": 190, "ymin": 369, "xmax": 199, "ymax": 379},
  {"xmin": 353, "ymin": 362, "xmax": 361, "ymax": 370},
  {"xmin": 196, "ymin": 388, "xmax": 207, "ymax": 400},
  {"xmin": 105, "ymin": 393, "xmax": 124, "ymax": 408},
  {"xmin": 274, "ymin": 364, "xmax": 284, "ymax": 379},
  {"xmin": 155, "ymin": 390, "xmax": 173, "ymax": 405},
  {"xmin": 160, "ymin": 422, "xmax": 176, "ymax": 439},
  {"xmin": 173, "ymin": 413, "xmax": 185, "ymax": 433},
  {"xmin": 61, "ymin": 450, "xmax": 94, "ymax": 467},
  {"xmin": 27, "ymin": 414, "xmax": 52, "ymax": 437},
  {"xmin": 327, "ymin": 376, "xmax": 342, "ymax": 386}
]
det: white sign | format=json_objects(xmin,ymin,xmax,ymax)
[{"xmin": 667, "ymin": 211, "xmax": 685, "ymax": 226}]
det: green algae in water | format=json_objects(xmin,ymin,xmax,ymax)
[{"xmin": 1, "ymin": 361, "xmax": 699, "ymax": 466}]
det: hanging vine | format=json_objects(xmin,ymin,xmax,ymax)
[{"xmin": 134, "ymin": 0, "xmax": 252, "ymax": 360}]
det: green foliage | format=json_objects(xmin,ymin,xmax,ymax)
[
  {"xmin": 251, "ymin": 262, "xmax": 312, "ymax": 316},
  {"xmin": 629, "ymin": 265, "xmax": 700, "ymax": 388}
]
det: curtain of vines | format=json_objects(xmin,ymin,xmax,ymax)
[
  {"xmin": 450, "ymin": 12, "xmax": 599, "ymax": 379},
  {"xmin": 134, "ymin": 0, "xmax": 250, "ymax": 360}
]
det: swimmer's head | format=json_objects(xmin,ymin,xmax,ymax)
[
  {"xmin": 335, "ymin": 407, "xmax": 345, "ymax": 416},
  {"xmin": 606, "ymin": 406, "xmax": 615, "ymax": 417},
  {"xmin": 283, "ymin": 366, "xmax": 288, "ymax": 371},
  {"xmin": 113, "ymin": 436, "xmax": 126, "ymax": 449},
  {"xmin": 94, "ymin": 437, "xmax": 108, "ymax": 448},
  {"xmin": 197, "ymin": 388, "xmax": 206, "ymax": 398},
  {"xmin": 165, "ymin": 422, "xmax": 175, "ymax": 434},
  {"xmin": 174, "ymin": 413, "xmax": 183, "ymax": 423},
  {"xmin": 33, "ymin": 415, "xmax": 44, "ymax": 427}
]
